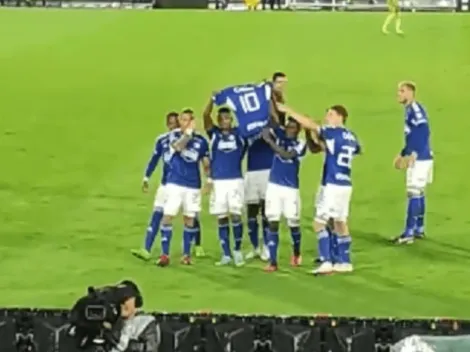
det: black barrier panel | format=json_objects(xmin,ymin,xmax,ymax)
[
  {"xmin": 1, "ymin": 309, "xmax": 470, "ymax": 352},
  {"xmin": 152, "ymin": 0, "xmax": 208, "ymax": 8}
]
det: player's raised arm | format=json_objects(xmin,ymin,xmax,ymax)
[
  {"xmin": 261, "ymin": 127, "xmax": 296, "ymax": 159},
  {"xmin": 203, "ymin": 96, "xmax": 215, "ymax": 132},
  {"xmin": 305, "ymin": 129, "xmax": 324, "ymax": 154},
  {"xmin": 171, "ymin": 110, "xmax": 195, "ymax": 152},
  {"xmin": 276, "ymin": 103, "xmax": 320, "ymax": 132}
]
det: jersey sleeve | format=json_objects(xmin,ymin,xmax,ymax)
[
  {"xmin": 317, "ymin": 126, "xmax": 330, "ymax": 140},
  {"xmin": 144, "ymin": 138, "xmax": 162, "ymax": 179}
]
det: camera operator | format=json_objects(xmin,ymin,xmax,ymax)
[{"xmin": 107, "ymin": 281, "xmax": 159, "ymax": 352}]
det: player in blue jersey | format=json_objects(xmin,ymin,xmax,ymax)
[
  {"xmin": 261, "ymin": 118, "xmax": 306, "ymax": 272},
  {"xmin": 278, "ymin": 103, "xmax": 361, "ymax": 275},
  {"xmin": 156, "ymin": 109, "xmax": 211, "ymax": 267},
  {"xmin": 392, "ymin": 81, "xmax": 433, "ymax": 244},
  {"xmin": 131, "ymin": 112, "xmax": 179, "ymax": 261},
  {"xmin": 203, "ymin": 97, "xmax": 247, "ymax": 267},
  {"xmin": 244, "ymin": 72, "xmax": 287, "ymax": 261}
]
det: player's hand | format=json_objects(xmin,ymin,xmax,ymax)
[
  {"xmin": 189, "ymin": 118, "xmax": 196, "ymax": 131},
  {"xmin": 393, "ymin": 155, "xmax": 406, "ymax": 170},
  {"xmin": 142, "ymin": 179, "xmax": 149, "ymax": 193}
]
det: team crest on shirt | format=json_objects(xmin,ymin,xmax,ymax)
[
  {"xmin": 193, "ymin": 141, "xmax": 201, "ymax": 149},
  {"xmin": 228, "ymin": 135, "xmax": 235, "ymax": 141}
]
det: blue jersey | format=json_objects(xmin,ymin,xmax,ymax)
[
  {"xmin": 401, "ymin": 101, "xmax": 433, "ymax": 161},
  {"xmin": 268, "ymin": 128, "xmax": 307, "ymax": 189},
  {"xmin": 207, "ymin": 126, "xmax": 246, "ymax": 180},
  {"xmin": 144, "ymin": 132, "xmax": 172, "ymax": 185},
  {"xmin": 247, "ymin": 137, "xmax": 274, "ymax": 172},
  {"xmin": 319, "ymin": 126, "xmax": 361, "ymax": 187},
  {"xmin": 166, "ymin": 129, "xmax": 209, "ymax": 189},
  {"xmin": 213, "ymin": 82, "xmax": 272, "ymax": 138}
]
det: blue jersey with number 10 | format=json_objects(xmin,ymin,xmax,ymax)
[
  {"xmin": 319, "ymin": 126, "xmax": 361, "ymax": 187},
  {"xmin": 213, "ymin": 82, "xmax": 272, "ymax": 138}
]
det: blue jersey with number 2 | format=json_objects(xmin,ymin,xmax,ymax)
[
  {"xmin": 213, "ymin": 82, "xmax": 272, "ymax": 138},
  {"xmin": 319, "ymin": 126, "xmax": 361, "ymax": 187}
]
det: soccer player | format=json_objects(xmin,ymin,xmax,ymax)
[
  {"xmin": 382, "ymin": 0, "xmax": 403, "ymax": 35},
  {"xmin": 156, "ymin": 109, "xmax": 211, "ymax": 266},
  {"xmin": 392, "ymin": 81, "xmax": 433, "ymax": 244},
  {"xmin": 131, "ymin": 112, "xmax": 179, "ymax": 261},
  {"xmin": 203, "ymin": 98, "xmax": 247, "ymax": 266},
  {"xmin": 278, "ymin": 103, "xmax": 361, "ymax": 274},
  {"xmin": 261, "ymin": 119, "xmax": 306, "ymax": 272}
]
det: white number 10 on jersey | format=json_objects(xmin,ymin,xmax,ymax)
[{"xmin": 233, "ymin": 87, "xmax": 261, "ymax": 114}]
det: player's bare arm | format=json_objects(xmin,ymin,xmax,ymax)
[
  {"xmin": 203, "ymin": 96, "xmax": 215, "ymax": 131},
  {"xmin": 269, "ymin": 98, "xmax": 280, "ymax": 125},
  {"xmin": 276, "ymin": 103, "xmax": 320, "ymax": 132},
  {"xmin": 261, "ymin": 128, "xmax": 297, "ymax": 159},
  {"xmin": 201, "ymin": 156, "xmax": 212, "ymax": 194},
  {"xmin": 171, "ymin": 120, "xmax": 195, "ymax": 152},
  {"xmin": 305, "ymin": 129, "xmax": 324, "ymax": 154}
]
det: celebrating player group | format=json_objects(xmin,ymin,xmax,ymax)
[{"xmin": 131, "ymin": 73, "xmax": 433, "ymax": 276}]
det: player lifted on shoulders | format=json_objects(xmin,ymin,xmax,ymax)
[
  {"xmin": 156, "ymin": 109, "xmax": 211, "ymax": 266},
  {"xmin": 261, "ymin": 119, "xmax": 306, "ymax": 272},
  {"xmin": 392, "ymin": 81, "xmax": 433, "ymax": 244},
  {"xmin": 203, "ymin": 97, "xmax": 247, "ymax": 267},
  {"xmin": 382, "ymin": 0, "xmax": 403, "ymax": 35},
  {"xmin": 278, "ymin": 104, "xmax": 361, "ymax": 275},
  {"xmin": 212, "ymin": 72, "xmax": 286, "ymax": 261},
  {"xmin": 131, "ymin": 112, "xmax": 179, "ymax": 261}
]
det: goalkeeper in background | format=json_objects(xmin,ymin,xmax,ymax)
[
  {"xmin": 382, "ymin": 0, "xmax": 403, "ymax": 35},
  {"xmin": 245, "ymin": 0, "xmax": 260, "ymax": 10}
]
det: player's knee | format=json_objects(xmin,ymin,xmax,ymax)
[
  {"xmin": 162, "ymin": 215, "xmax": 173, "ymax": 225},
  {"xmin": 313, "ymin": 220, "xmax": 326, "ymax": 232},
  {"xmin": 183, "ymin": 216, "xmax": 195, "ymax": 227},
  {"xmin": 218, "ymin": 216, "xmax": 229, "ymax": 226},
  {"xmin": 268, "ymin": 221, "xmax": 279, "ymax": 233},
  {"xmin": 407, "ymin": 186, "xmax": 423, "ymax": 197},
  {"xmin": 287, "ymin": 218, "xmax": 300, "ymax": 228},
  {"xmin": 230, "ymin": 214, "xmax": 242, "ymax": 224},
  {"xmin": 247, "ymin": 204, "xmax": 260, "ymax": 219},
  {"xmin": 334, "ymin": 221, "xmax": 348, "ymax": 235}
]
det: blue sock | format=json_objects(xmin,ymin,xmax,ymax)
[
  {"xmin": 317, "ymin": 228, "xmax": 331, "ymax": 263},
  {"xmin": 416, "ymin": 195, "xmax": 425, "ymax": 233},
  {"xmin": 330, "ymin": 233, "xmax": 339, "ymax": 263},
  {"xmin": 144, "ymin": 209, "xmax": 163, "ymax": 252},
  {"xmin": 404, "ymin": 196, "xmax": 420, "ymax": 236},
  {"xmin": 160, "ymin": 224, "xmax": 173, "ymax": 256},
  {"xmin": 247, "ymin": 218, "xmax": 259, "ymax": 249},
  {"xmin": 262, "ymin": 217, "xmax": 269, "ymax": 246},
  {"xmin": 290, "ymin": 227, "xmax": 301, "ymax": 256},
  {"xmin": 193, "ymin": 217, "xmax": 201, "ymax": 246},
  {"xmin": 267, "ymin": 230, "xmax": 279, "ymax": 265},
  {"xmin": 337, "ymin": 235, "xmax": 352, "ymax": 264},
  {"xmin": 218, "ymin": 223, "xmax": 231, "ymax": 257},
  {"xmin": 232, "ymin": 221, "xmax": 243, "ymax": 251},
  {"xmin": 183, "ymin": 226, "xmax": 194, "ymax": 256}
]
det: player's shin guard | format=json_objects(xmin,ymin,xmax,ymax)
[
  {"xmin": 403, "ymin": 195, "xmax": 421, "ymax": 237},
  {"xmin": 218, "ymin": 223, "xmax": 231, "ymax": 257},
  {"xmin": 144, "ymin": 209, "xmax": 163, "ymax": 252},
  {"xmin": 232, "ymin": 221, "xmax": 243, "ymax": 251},
  {"xmin": 247, "ymin": 218, "xmax": 259, "ymax": 249},
  {"xmin": 183, "ymin": 226, "xmax": 195, "ymax": 257},
  {"xmin": 337, "ymin": 235, "xmax": 351, "ymax": 264},
  {"xmin": 160, "ymin": 224, "xmax": 173, "ymax": 256},
  {"xmin": 317, "ymin": 228, "xmax": 332, "ymax": 263},
  {"xmin": 330, "ymin": 233, "xmax": 339, "ymax": 264},
  {"xmin": 416, "ymin": 195, "xmax": 425, "ymax": 235},
  {"xmin": 289, "ymin": 227, "xmax": 301, "ymax": 257},
  {"xmin": 193, "ymin": 217, "xmax": 202, "ymax": 246},
  {"xmin": 267, "ymin": 229, "xmax": 279, "ymax": 266}
]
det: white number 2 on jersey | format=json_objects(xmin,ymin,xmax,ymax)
[
  {"xmin": 337, "ymin": 145, "xmax": 356, "ymax": 169},
  {"xmin": 233, "ymin": 87, "xmax": 261, "ymax": 114}
]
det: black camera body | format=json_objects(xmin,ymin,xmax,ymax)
[{"xmin": 68, "ymin": 280, "xmax": 142, "ymax": 351}]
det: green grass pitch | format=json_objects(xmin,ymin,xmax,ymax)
[{"xmin": 1, "ymin": 9, "xmax": 470, "ymax": 318}]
